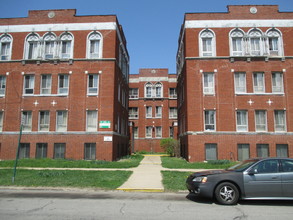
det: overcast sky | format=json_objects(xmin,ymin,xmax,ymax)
[{"xmin": 1, "ymin": 0, "xmax": 292, "ymax": 74}]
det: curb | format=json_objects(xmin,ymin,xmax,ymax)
[{"xmin": 116, "ymin": 188, "xmax": 164, "ymax": 193}]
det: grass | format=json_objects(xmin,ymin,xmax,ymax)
[
  {"xmin": 161, "ymin": 156, "xmax": 237, "ymax": 169},
  {"xmin": 0, "ymin": 154, "xmax": 143, "ymax": 169},
  {"xmin": 162, "ymin": 171, "xmax": 192, "ymax": 191},
  {"xmin": 0, "ymin": 169, "xmax": 132, "ymax": 189}
]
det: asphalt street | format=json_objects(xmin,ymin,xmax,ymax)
[{"xmin": 1, "ymin": 188, "xmax": 293, "ymax": 220}]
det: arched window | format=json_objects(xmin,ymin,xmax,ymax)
[
  {"xmin": 43, "ymin": 32, "xmax": 57, "ymax": 59},
  {"xmin": 248, "ymin": 29, "xmax": 264, "ymax": 56},
  {"xmin": 25, "ymin": 33, "xmax": 40, "ymax": 59},
  {"xmin": 154, "ymin": 82, "xmax": 163, "ymax": 98},
  {"xmin": 145, "ymin": 82, "xmax": 152, "ymax": 98},
  {"xmin": 230, "ymin": 29, "xmax": 245, "ymax": 56},
  {"xmin": 60, "ymin": 32, "xmax": 73, "ymax": 59},
  {"xmin": 87, "ymin": 32, "xmax": 102, "ymax": 59},
  {"xmin": 0, "ymin": 34, "xmax": 12, "ymax": 61},
  {"xmin": 266, "ymin": 29, "xmax": 283, "ymax": 56},
  {"xmin": 199, "ymin": 29, "xmax": 216, "ymax": 57}
]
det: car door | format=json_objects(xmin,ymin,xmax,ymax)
[
  {"xmin": 280, "ymin": 159, "xmax": 293, "ymax": 197},
  {"xmin": 243, "ymin": 159, "xmax": 282, "ymax": 198}
]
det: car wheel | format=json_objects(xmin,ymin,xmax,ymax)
[{"xmin": 214, "ymin": 182, "xmax": 239, "ymax": 205}]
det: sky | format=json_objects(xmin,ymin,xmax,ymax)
[{"xmin": 0, "ymin": 0, "xmax": 292, "ymax": 74}]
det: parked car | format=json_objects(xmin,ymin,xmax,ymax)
[{"xmin": 186, "ymin": 158, "xmax": 293, "ymax": 205}]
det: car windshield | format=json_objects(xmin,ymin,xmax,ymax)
[{"xmin": 226, "ymin": 159, "xmax": 258, "ymax": 172}]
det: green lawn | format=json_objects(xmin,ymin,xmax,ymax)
[
  {"xmin": 0, "ymin": 154, "xmax": 143, "ymax": 169},
  {"xmin": 0, "ymin": 169, "xmax": 132, "ymax": 189},
  {"xmin": 161, "ymin": 156, "xmax": 237, "ymax": 169},
  {"xmin": 161, "ymin": 171, "xmax": 191, "ymax": 191}
]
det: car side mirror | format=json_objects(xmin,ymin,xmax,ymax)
[{"xmin": 248, "ymin": 169, "xmax": 258, "ymax": 175}]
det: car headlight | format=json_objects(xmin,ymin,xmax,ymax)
[{"xmin": 192, "ymin": 176, "xmax": 207, "ymax": 183}]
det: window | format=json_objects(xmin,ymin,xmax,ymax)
[
  {"xmin": 234, "ymin": 72, "xmax": 246, "ymax": 93},
  {"xmin": 146, "ymin": 126, "xmax": 152, "ymax": 138},
  {"xmin": 169, "ymin": 107, "xmax": 177, "ymax": 119},
  {"xmin": 86, "ymin": 110, "xmax": 97, "ymax": 131},
  {"xmin": 274, "ymin": 110, "xmax": 286, "ymax": 132},
  {"xmin": 204, "ymin": 110, "xmax": 216, "ymax": 131},
  {"xmin": 40, "ymin": 75, "xmax": 51, "ymax": 95},
  {"xmin": 129, "ymin": 88, "xmax": 138, "ymax": 99},
  {"xmin": 145, "ymin": 83, "xmax": 152, "ymax": 98},
  {"xmin": 249, "ymin": 30, "xmax": 263, "ymax": 56},
  {"xmin": 238, "ymin": 144, "xmax": 250, "ymax": 161},
  {"xmin": 54, "ymin": 143, "xmax": 65, "ymax": 159},
  {"xmin": 23, "ymin": 75, "xmax": 35, "ymax": 95},
  {"xmin": 267, "ymin": 29, "xmax": 282, "ymax": 56},
  {"xmin": 146, "ymin": 106, "xmax": 152, "ymax": 118},
  {"xmin": 22, "ymin": 111, "xmax": 32, "ymax": 132},
  {"xmin": 144, "ymin": 82, "xmax": 163, "ymax": 98},
  {"xmin": 0, "ymin": 111, "xmax": 3, "ymax": 132},
  {"xmin": 203, "ymin": 73, "xmax": 215, "ymax": 95},
  {"xmin": 133, "ymin": 127, "xmax": 138, "ymax": 139},
  {"xmin": 84, "ymin": 143, "xmax": 96, "ymax": 160},
  {"xmin": 281, "ymin": 159, "xmax": 293, "ymax": 172},
  {"xmin": 88, "ymin": 74, "xmax": 99, "ymax": 95},
  {"xmin": 56, "ymin": 111, "xmax": 68, "ymax": 132},
  {"xmin": 129, "ymin": 107, "xmax": 138, "ymax": 119},
  {"xmin": 155, "ymin": 106, "xmax": 162, "ymax": 118},
  {"xmin": 88, "ymin": 32, "xmax": 102, "ymax": 59},
  {"xmin": 155, "ymin": 126, "xmax": 162, "ymax": 138},
  {"xmin": 39, "ymin": 111, "xmax": 50, "ymax": 131},
  {"xmin": 25, "ymin": 33, "xmax": 40, "ymax": 59},
  {"xmin": 19, "ymin": 143, "xmax": 30, "ymax": 159},
  {"xmin": 169, "ymin": 88, "xmax": 177, "ymax": 99},
  {"xmin": 253, "ymin": 159, "xmax": 278, "ymax": 173},
  {"xmin": 0, "ymin": 34, "xmax": 12, "ymax": 60},
  {"xmin": 236, "ymin": 110, "xmax": 248, "ymax": 132},
  {"xmin": 253, "ymin": 73, "xmax": 265, "ymax": 93},
  {"xmin": 58, "ymin": 74, "xmax": 69, "ymax": 95},
  {"xmin": 60, "ymin": 32, "xmax": 73, "ymax": 59},
  {"xmin": 205, "ymin": 144, "xmax": 217, "ymax": 160},
  {"xmin": 256, "ymin": 144, "xmax": 269, "ymax": 157},
  {"xmin": 230, "ymin": 29, "xmax": 244, "ymax": 56},
  {"xmin": 169, "ymin": 127, "xmax": 174, "ymax": 138},
  {"xmin": 155, "ymin": 83, "xmax": 162, "ymax": 98},
  {"xmin": 43, "ymin": 33, "xmax": 56, "ymax": 59},
  {"xmin": 272, "ymin": 72, "xmax": 283, "ymax": 93},
  {"xmin": 276, "ymin": 144, "xmax": 288, "ymax": 158},
  {"xmin": 0, "ymin": 75, "xmax": 6, "ymax": 96},
  {"xmin": 200, "ymin": 29, "xmax": 216, "ymax": 57},
  {"xmin": 36, "ymin": 143, "xmax": 47, "ymax": 159},
  {"xmin": 255, "ymin": 110, "xmax": 267, "ymax": 132}
]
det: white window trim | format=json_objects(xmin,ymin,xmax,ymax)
[
  {"xmin": 155, "ymin": 126, "xmax": 162, "ymax": 138},
  {"xmin": 146, "ymin": 106, "xmax": 152, "ymax": 118},
  {"xmin": 204, "ymin": 110, "xmax": 216, "ymax": 131},
  {"xmin": 229, "ymin": 28, "xmax": 245, "ymax": 57},
  {"xmin": 145, "ymin": 126, "xmax": 152, "ymax": 138},
  {"xmin": 199, "ymin": 29, "xmax": 216, "ymax": 57},
  {"xmin": 87, "ymin": 74, "xmax": 99, "ymax": 96},
  {"xmin": 86, "ymin": 110, "xmax": 98, "ymax": 132},
  {"xmin": 274, "ymin": 110, "xmax": 286, "ymax": 132},
  {"xmin": 203, "ymin": 72, "xmax": 215, "ymax": 95},
  {"xmin": 22, "ymin": 111, "xmax": 32, "ymax": 132},
  {"xmin": 272, "ymin": 72, "xmax": 284, "ymax": 94},
  {"xmin": 129, "ymin": 88, "xmax": 139, "ymax": 99},
  {"xmin": 0, "ymin": 34, "xmax": 13, "ymax": 61},
  {"xmin": 40, "ymin": 74, "xmax": 52, "ymax": 95},
  {"xmin": 155, "ymin": 106, "xmax": 162, "ymax": 118},
  {"xmin": 266, "ymin": 28, "xmax": 284, "ymax": 57},
  {"xmin": 129, "ymin": 107, "xmax": 139, "ymax": 119},
  {"xmin": 56, "ymin": 110, "xmax": 68, "ymax": 132},
  {"xmin": 60, "ymin": 32, "xmax": 74, "ymax": 59},
  {"xmin": 38, "ymin": 111, "xmax": 50, "ymax": 132},
  {"xmin": 253, "ymin": 72, "xmax": 265, "ymax": 94},
  {"xmin": 86, "ymin": 31, "xmax": 103, "ymax": 59},
  {"xmin": 58, "ymin": 74, "xmax": 69, "ymax": 95},
  {"xmin": 234, "ymin": 72, "xmax": 247, "ymax": 94},
  {"xmin": 24, "ymin": 33, "xmax": 41, "ymax": 60},
  {"xmin": 236, "ymin": 110, "xmax": 248, "ymax": 132},
  {"xmin": 255, "ymin": 110, "xmax": 267, "ymax": 132},
  {"xmin": 23, "ymin": 74, "xmax": 35, "ymax": 96}
]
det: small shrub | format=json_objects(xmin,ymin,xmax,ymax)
[
  {"xmin": 207, "ymin": 160, "xmax": 231, "ymax": 165},
  {"xmin": 160, "ymin": 138, "xmax": 180, "ymax": 157},
  {"xmin": 37, "ymin": 171, "xmax": 67, "ymax": 177}
]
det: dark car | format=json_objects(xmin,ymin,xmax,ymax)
[{"xmin": 186, "ymin": 158, "xmax": 293, "ymax": 205}]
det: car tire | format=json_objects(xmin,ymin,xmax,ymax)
[{"xmin": 214, "ymin": 182, "xmax": 239, "ymax": 205}]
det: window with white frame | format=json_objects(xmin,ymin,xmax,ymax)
[
  {"xmin": 155, "ymin": 106, "xmax": 162, "ymax": 118},
  {"xmin": 60, "ymin": 32, "xmax": 73, "ymax": 59},
  {"xmin": 272, "ymin": 72, "xmax": 283, "ymax": 93},
  {"xmin": 146, "ymin": 126, "xmax": 152, "ymax": 138},
  {"xmin": 88, "ymin": 74, "xmax": 99, "ymax": 95},
  {"xmin": 0, "ymin": 75, "xmax": 6, "ymax": 96},
  {"xmin": 133, "ymin": 127, "xmax": 138, "ymax": 139},
  {"xmin": 86, "ymin": 110, "xmax": 97, "ymax": 131},
  {"xmin": 19, "ymin": 143, "xmax": 30, "ymax": 159},
  {"xmin": 169, "ymin": 107, "xmax": 177, "ymax": 119},
  {"xmin": 22, "ymin": 111, "xmax": 32, "ymax": 132},
  {"xmin": 58, "ymin": 74, "xmax": 69, "ymax": 95},
  {"xmin": 56, "ymin": 111, "xmax": 68, "ymax": 132},
  {"xmin": 145, "ymin": 82, "xmax": 152, "ymax": 98},
  {"xmin": 274, "ymin": 110, "xmax": 286, "ymax": 132},
  {"xmin": 40, "ymin": 74, "xmax": 51, "ymax": 95},
  {"xmin": 146, "ymin": 106, "xmax": 152, "ymax": 118},
  {"xmin": 204, "ymin": 110, "xmax": 216, "ymax": 131},
  {"xmin": 43, "ymin": 33, "xmax": 56, "ymax": 59},
  {"xmin": 237, "ymin": 144, "xmax": 250, "ymax": 161},
  {"xmin": 155, "ymin": 83, "xmax": 162, "ymax": 98},
  {"xmin": 236, "ymin": 110, "xmax": 248, "ymax": 132},
  {"xmin": 155, "ymin": 126, "xmax": 162, "ymax": 138},
  {"xmin": 199, "ymin": 29, "xmax": 216, "ymax": 57},
  {"xmin": 249, "ymin": 29, "xmax": 263, "ymax": 56},
  {"xmin": 39, "ymin": 111, "xmax": 50, "ymax": 132},
  {"xmin": 23, "ymin": 75, "xmax": 35, "ymax": 95},
  {"xmin": 253, "ymin": 72, "xmax": 265, "ymax": 93},
  {"xmin": 25, "ymin": 33, "xmax": 40, "ymax": 59},
  {"xmin": 203, "ymin": 73, "xmax": 215, "ymax": 95},
  {"xmin": 0, "ymin": 111, "xmax": 3, "ymax": 132},
  {"xmin": 129, "ymin": 88, "xmax": 138, "ymax": 99},
  {"xmin": 255, "ymin": 110, "xmax": 267, "ymax": 132},
  {"xmin": 88, "ymin": 32, "xmax": 102, "ymax": 59},
  {"xmin": 169, "ymin": 88, "xmax": 177, "ymax": 99},
  {"xmin": 129, "ymin": 107, "xmax": 138, "ymax": 119},
  {"xmin": 230, "ymin": 29, "xmax": 244, "ymax": 56},
  {"xmin": 205, "ymin": 143, "xmax": 217, "ymax": 160},
  {"xmin": 267, "ymin": 29, "xmax": 282, "ymax": 56},
  {"xmin": 234, "ymin": 72, "xmax": 246, "ymax": 94},
  {"xmin": 0, "ymin": 34, "xmax": 12, "ymax": 61}
]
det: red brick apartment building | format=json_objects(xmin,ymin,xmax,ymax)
[
  {"xmin": 177, "ymin": 5, "xmax": 293, "ymax": 162},
  {"xmin": 0, "ymin": 9, "xmax": 129, "ymax": 161},
  {"xmin": 129, "ymin": 69, "xmax": 178, "ymax": 152}
]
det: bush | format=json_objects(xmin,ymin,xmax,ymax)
[
  {"xmin": 207, "ymin": 160, "xmax": 231, "ymax": 165},
  {"xmin": 160, "ymin": 138, "xmax": 180, "ymax": 157}
]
